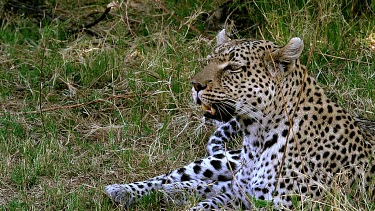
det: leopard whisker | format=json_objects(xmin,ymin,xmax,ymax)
[{"xmin": 222, "ymin": 101, "xmax": 274, "ymax": 125}]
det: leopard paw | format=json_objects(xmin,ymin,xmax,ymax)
[{"xmin": 105, "ymin": 184, "xmax": 137, "ymax": 207}]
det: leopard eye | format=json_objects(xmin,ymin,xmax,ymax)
[
  {"xmin": 223, "ymin": 64, "xmax": 243, "ymax": 73},
  {"xmin": 230, "ymin": 66, "xmax": 243, "ymax": 73}
]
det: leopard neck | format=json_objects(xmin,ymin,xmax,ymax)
[{"xmin": 268, "ymin": 62, "xmax": 307, "ymax": 120}]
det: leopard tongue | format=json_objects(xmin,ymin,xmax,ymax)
[{"xmin": 202, "ymin": 104, "xmax": 216, "ymax": 115}]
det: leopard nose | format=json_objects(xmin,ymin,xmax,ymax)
[{"xmin": 192, "ymin": 81, "xmax": 207, "ymax": 92}]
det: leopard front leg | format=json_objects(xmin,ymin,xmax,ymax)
[
  {"xmin": 206, "ymin": 119, "xmax": 241, "ymax": 155},
  {"xmin": 105, "ymin": 150, "xmax": 242, "ymax": 207},
  {"xmin": 105, "ymin": 174, "xmax": 167, "ymax": 207}
]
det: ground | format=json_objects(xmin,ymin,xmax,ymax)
[{"xmin": 0, "ymin": 0, "xmax": 374, "ymax": 210}]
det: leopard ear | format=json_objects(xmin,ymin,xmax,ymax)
[
  {"xmin": 265, "ymin": 38, "xmax": 303, "ymax": 76},
  {"xmin": 216, "ymin": 29, "xmax": 231, "ymax": 45},
  {"xmin": 266, "ymin": 37, "xmax": 304, "ymax": 63}
]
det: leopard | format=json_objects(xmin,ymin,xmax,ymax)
[{"xmin": 105, "ymin": 29, "xmax": 375, "ymax": 210}]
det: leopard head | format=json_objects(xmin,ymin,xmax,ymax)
[{"xmin": 192, "ymin": 30, "xmax": 304, "ymax": 122}]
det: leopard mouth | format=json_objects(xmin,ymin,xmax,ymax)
[
  {"xmin": 200, "ymin": 103, "xmax": 234, "ymax": 122},
  {"xmin": 202, "ymin": 104, "xmax": 217, "ymax": 116}
]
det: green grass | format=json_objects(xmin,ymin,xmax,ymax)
[{"xmin": 0, "ymin": 0, "xmax": 374, "ymax": 210}]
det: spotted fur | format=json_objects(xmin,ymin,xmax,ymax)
[{"xmin": 106, "ymin": 30, "xmax": 375, "ymax": 210}]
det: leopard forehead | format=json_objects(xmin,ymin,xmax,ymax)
[{"xmin": 207, "ymin": 39, "xmax": 280, "ymax": 63}]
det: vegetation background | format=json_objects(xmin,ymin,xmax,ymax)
[{"xmin": 0, "ymin": 0, "xmax": 374, "ymax": 210}]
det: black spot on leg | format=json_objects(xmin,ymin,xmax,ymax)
[
  {"xmin": 262, "ymin": 188, "xmax": 269, "ymax": 194},
  {"xmin": 282, "ymin": 129, "xmax": 289, "ymax": 137},
  {"xmin": 137, "ymin": 184, "xmax": 144, "ymax": 189},
  {"xmin": 177, "ymin": 167, "xmax": 186, "ymax": 174},
  {"xmin": 194, "ymin": 160, "xmax": 203, "ymax": 165},
  {"xmin": 203, "ymin": 169, "xmax": 213, "ymax": 178},
  {"xmin": 218, "ymin": 175, "xmax": 230, "ymax": 181},
  {"xmin": 214, "ymin": 131, "xmax": 223, "ymax": 137},
  {"xmin": 243, "ymin": 118, "xmax": 254, "ymax": 126},
  {"xmin": 279, "ymin": 145, "xmax": 285, "ymax": 153},
  {"xmin": 210, "ymin": 138, "xmax": 222, "ymax": 144},
  {"xmin": 212, "ymin": 146, "xmax": 221, "ymax": 152},
  {"xmin": 226, "ymin": 161, "xmax": 238, "ymax": 171},
  {"xmin": 204, "ymin": 188, "xmax": 211, "ymax": 193},
  {"xmin": 229, "ymin": 149, "xmax": 242, "ymax": 154},
  {"xmin": 279, "ymin": 182, "xmax": 285, "ymax": 188},
  {"xmin": 203, "ymin": 203, "xmax": 210, "ymax": 209},
  {"xmin": 181, "ymin": 174, "xmax": 190, "ymax": 181},
  {"xmin": 213, "ymin": 154, "xmax": 225, "ymax": 159},
  {"xmin": 193, "ymin": 165, "xmax": 201, "ymax": 174},
  {"xmin": 210, "ymin": 160, "xmax": 222, "ymax": 171},
  {"xmin": 232, "ymin": 155, "xmax": 241, "ymax": 160},
  {"xmin": 221, "ymin": 186, "xmax": 227, "ymax": 192}
]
